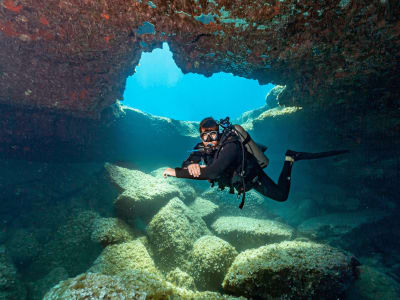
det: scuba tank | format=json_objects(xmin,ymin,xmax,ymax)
[
  {"xmin": 233, "ymin": 124, "xmax": 269, "ymax": 169},
  {"xmin": 217, "ymin": 117, "xmax": 269, "ymax": 209}
]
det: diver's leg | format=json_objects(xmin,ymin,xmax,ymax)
[{"xmin": 254, "ymin": 160, "xmax": 293, "ymax": 202}]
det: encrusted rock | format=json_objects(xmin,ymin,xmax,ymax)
[
  {"xmin": 89, "ymin": 239, "xmax": 161, "ymax": 277},
  {"xmin": 166, "ymin": 268, "xmax": 196, "ymax": 290},
  {"xmin": 147, "ymin": 197, "xmax": 211, "ymax": 271},
  {"xmin": 265, "ymin": 85, "xmax": 285, "ymax": 108},
  {"xmin": 151, "ymin": 167, "xmax": 197, "ymax": 202},
  {"xmin": 105, "ymin": 163, "xmax": 183, "ymax": 221},
  {"xmin": 188, "ymin": 197, "xmax": 219, "ymax": 224},
  {"xmin": 91, "ymin": 217, "xmax": 135, "ymax": 246},
  {"xmin": 191, "ymin": 235, "xmax": 238, "ymax": 291},
  {"xmin": 43, "ymin": 272, "xmax": 146, "ymax": 300},
  {"xmin": 212, "ymin": 216, "xmax": 294, "ymax": 251},
  {"xmin": 0, "ymin": 246, "xmax": 26, "ymax": 300},
  {"xmin": 201, "ymin": 189, "xmax": 275, "ymax": 220},
  {"xmin": 45, "ymin": 270, "xmax": 244, "ymax": 300},
  {"xmin": 223, "ymin": 240, "xmax": 359, "ymax": 299}
]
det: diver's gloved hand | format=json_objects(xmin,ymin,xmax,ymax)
[{"xmin": 188, "ymin": 163, "xmax": 201, "ymax": 178}]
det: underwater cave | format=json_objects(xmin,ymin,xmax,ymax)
[{"xmin": 0, "ymin": 0, "xmax": 399, "ymax": 299}]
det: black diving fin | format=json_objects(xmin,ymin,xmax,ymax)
[{"xmin": 285, "ymin": 149, "xmax": 350, "ymax": 162}]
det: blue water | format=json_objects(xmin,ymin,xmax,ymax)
[{"xmin": 123, "ymin": 43, "xmax": 274, "ymax": 121}]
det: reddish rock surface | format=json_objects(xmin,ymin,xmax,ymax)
[
  {"xmin": 0, "ymin": 0, "xmax": 399, "ymax": 158},
  {"xmin": 1, "ymin": 0, "xmax": 399, "ymax": 116}
]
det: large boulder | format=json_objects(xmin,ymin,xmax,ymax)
[
  {"xmin": 89, "ymin": 239, "xmax": 161, "ymax": 277},
  {"xmin": 166, "ymin": 268, "xmax": 197, "ymax": 290},
  {"xmin": 223, "ymin": 240, "xmax": 359, "ymax": 299},
  {"xmin": 91, "ymin": 217, "xmax": 135, "ymax": 246},
  {"xmin": 150, "ymin": 167, "xmax": 197, "ymax": 203},
  {"xmin": 0, "ymin": 246, "xmax": 26, "ymax": 300},
  {"xmin": 43, "ymin": 272, "xmax": 146, "ymax": 300},
  {"xmin": 44, "ymin": 270, "xmax": 245, "ymax": 300},
  {"xmin": 147, "ymin": 198, "xmax": 211, "ymax": 271},
  {"xmin": 188, "ymin": 197, "xmax": 219, "ymax": 225},
  {"xmin": 105, "ymin": 163, "xmax": 183, "ymax": 221},
  {"xmin": 212, "ymin": 216, "xmax": 294, "ymax": 251},
  {"xmin": 201, "ymin": 189, "xmax": 276, "ymax": 220},
  {"xmin": 191, "ymin": 235, "xmax": 238, "ymax": 292}
]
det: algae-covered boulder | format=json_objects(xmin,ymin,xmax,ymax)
[
  {"xmin": 151, "ymin": 167, "xmax": 197, "ymax": 202},
  {"xmin": 147, "ymin": 197, "xmax": 211, "ymax": 271},
  {"xmin": 89, "ymin": 239, "xmax": 161, "ymax": 277},
  {"xmin": 0, "ymin": 246, "xmax": 26, "ymax": 300},
  {"xmin": 43, "ymin": 272, "xmax": 146, "ymax": 300},
  {"xmin": 212, "ymin": 216, "xmax": 294, "ymax": 251},
  {"xmin": 105, "ymin": 163, "xmax": 183, "ymax": 221},
  {"xmin": 201, "ymin": 189, "xmax": 275, "ymax": 220},
  {"xmin": 191, "ymin": 235, "xmax": 238, "ymax": 291},
  {"xmin": 223, "ymin": 240, "xmax": 359, "ymax": 299},
  {"xmin": 166, "ymin": 268, "xmax": 197, "ymax": 290},
  {"xmin": 91, "ymin": 217, "xmax": 135, "ymax": 246},
  {"xmin": 45, "ymin": 270, "xmax": 245, "ymax": 300},
  {"xmin": 189, "ymin": 197, "xmax": 219, "ymax": 224},
  {"xmin": 6, "ymin": 228, "xmax": 41, "ymax": 265}
]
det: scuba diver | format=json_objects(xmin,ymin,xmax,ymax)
[{"xmin": 162, "ymin": 117, "xmax": 348, "ymax": 208}]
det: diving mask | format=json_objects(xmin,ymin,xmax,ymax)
[{"xmin": 200, "ymin": 130, "xmax": 219, "ymax": 142}]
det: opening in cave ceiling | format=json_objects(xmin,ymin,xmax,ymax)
[{"xmin": 123, "ymin": 43, "xmax": 275, "ymax": 121}]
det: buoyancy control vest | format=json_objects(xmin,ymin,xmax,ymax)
[{"xmin": 215, "ymin": 117, "xmax": 269, "ymax": 209}]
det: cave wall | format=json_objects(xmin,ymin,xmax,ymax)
[
  {"xmin": 0, "ymin": 0, "xmax": 399, "ymax": 117},
  {"xmin": 0, "ymin": 0, "xmax": 399, "ymax": 160}
]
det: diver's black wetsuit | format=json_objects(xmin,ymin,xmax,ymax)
[{"xmin": 175, "ymin": 141, "xmax": 293, "ymax": 202}]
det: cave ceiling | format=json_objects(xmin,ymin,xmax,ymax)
[{"xmin": 0, "ymin": 0, "xmax": 399, "ymax": 119}]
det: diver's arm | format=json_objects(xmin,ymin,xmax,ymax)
[{"xmin": 175, "ymin": 143, "xmax": 239, "ymax": 180}]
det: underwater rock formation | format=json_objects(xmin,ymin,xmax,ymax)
[
  {"xmin": 191, "ymin": 235, "xmax": 238, "ymax": 292},
  {"xmin": 166, "ymin": 268, "xmax": 197, "ymax": 291},
  {"xmin": 45, "ymin": 270, "xmax": 245, "ymax": 300},
  {"xmin": 105, "ymin": 163, "xmax": 183, "ymax": 221},
  {"xmin": 223, "ymin": 240, "xmax": 359, "ymax": 299},
  {"xmin": 265, "ymin": 85, "xmax": 285, "ymax": 108},
  {"xmin": 212, "ymin": 216, "xmax": 294, "ymax": 252},
  {"xmin": 91, "ymin": 217, "xmax": 135, "ymax": 246},
  {"xmin": 0, "ymin": 0, "xmax": 398, "ymax": 118},
  {"xmin": 0, "ymin": 0, "xmax": 398, "ymax": 160},
  {"xmin": 188, "ymin": 197, "xmax": 219, "ymax": 225},
  {"xmin": 150, "ymin": 167, "xmax": 198, "ymax": 203},
  {"xmin": 147, "ymin": 197, "xmax": 211, "ymax": 271},
  {"xmin": 89, "ymin": 239, "xmax": 161, "ymax": 277}
]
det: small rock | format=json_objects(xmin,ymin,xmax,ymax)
[
  {"xmin": 166, "ymin": 268, "xmax": 196, "ymax": 290},
  {"xmin": 212, "ymin": 216, "xmax": 294, "ymax": 251}
]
